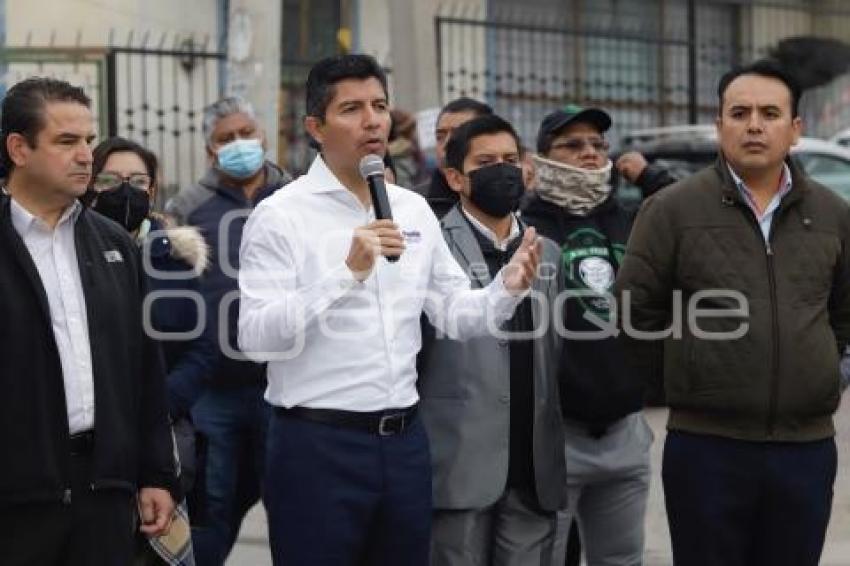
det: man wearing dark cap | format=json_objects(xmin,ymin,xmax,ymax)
[{"xmin": 520, "ymin": 104, "xmax": 674, "ymax": 565}]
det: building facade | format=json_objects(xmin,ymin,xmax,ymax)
[{"xmin": 4, "ymin": 0, "xmax": 850, "ymax": 177}]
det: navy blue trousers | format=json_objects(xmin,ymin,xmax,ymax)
[
  {"xmin": 191, "ymin": 384, "xmax": 271, "ymax": 565},
  {"xmin": 663, "ymin": 430, "xmax": 836, "ymax": 566},
  {"xmin": 264, "ymin": 410, "xmax": 432, "ymax": 566}
]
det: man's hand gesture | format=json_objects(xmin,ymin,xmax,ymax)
[
  {"xmin": 615, "ymin": 151, "xmax": 649, "ymax": 184},
  {"xmin": 345, "ymin": 220, "xmax": 406, "ymax": 282},
  {"xmin": 503, "ymin": 227, "xmax": 541, "ymax": 296}
]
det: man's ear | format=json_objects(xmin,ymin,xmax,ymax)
[
  {"xmin": 304, "ymin": 116, "xmax": 325, "ymax": 147},
  {"xmin": 791, "ymin": 115, "xmax": 803, "ymax": 146},
  {"xmin": 444, "ymin": 167, "xmax": 467, "ymax": 195},
  {"xmin": 6, "ymin": 133, "xmax": 31, "ymax": 168}
]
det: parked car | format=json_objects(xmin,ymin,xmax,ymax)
[
  {"xmin": 829, "ymin": 127, "xmax": 850, "ymax": 149},
  {"xmin": 617, "ymin": 125, "xmax": 850, "ymax": 202}
]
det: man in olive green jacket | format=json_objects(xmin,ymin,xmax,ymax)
[{"xmin": 615, "ymin": 59, "xmax": 850, "ymax": 566}]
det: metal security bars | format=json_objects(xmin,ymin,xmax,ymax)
[
  {"xmin": 0, "ymin": 34, "xmax": 224, "ymax": 201},
  {"xmin": 0, "ymin": 46, "xmax": 110, "ymax": 135},
  {"xmin": 436, "ymin": 0, "xmax": 850, "ymax": 148},
  {"xmin": 105, "ymin": 35, "xmax": 225, "ymax": 198}
]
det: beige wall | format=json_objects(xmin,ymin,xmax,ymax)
[
  {"xmin": 227, "ymin": 0, "xmax": 281, "ymax": 160},
  {"xmin": 6, "ymin": 0, "xmax": 218, "ymax": 46},
  {"xmin": 356, "ymin": 0, "xmax": 484, "ymax": 113},
  {"xmin": 356, "ymin": 0, "xmax": 392, "ymax": 63},
  {"xmin": 747, "ymin": 6, "xmax": 812, "ymax": 57},
  {"xmin": 4, "ymin": 0, "xmax": 222, "ymax": 191},
  {"xmin": 811, "ymin": 0, "xmax": 850, "ymax": 43}
]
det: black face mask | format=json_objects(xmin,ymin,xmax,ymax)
[
  {"xmin": 467, "ymin": 162, "xmax": 525, "ymax": 218},
  {"xmin": 92, "ymin": 181, "xmax": 150, "ymax": 232}
]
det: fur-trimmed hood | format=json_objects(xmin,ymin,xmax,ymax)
[
  {"xmin": 145, "ymin": 213, "xmax": 210, "ymax": 275},
  {"xmin": 165, "ymin": 224, "xmax": 210, "ymax": 274}
]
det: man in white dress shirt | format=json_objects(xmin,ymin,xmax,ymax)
[{"xmin": 238, "ymin": 54, "xmax": 542, "ymax": 565}]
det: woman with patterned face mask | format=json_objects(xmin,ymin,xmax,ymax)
[
  {"xmin": 87, "ymin": 137, "xmax": 214, "ymax": 566},
  {"xmin": 520, "ymin": 106, "xmax": 676, "ymax": 566}
]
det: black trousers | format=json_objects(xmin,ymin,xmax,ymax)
[
  {"xmin": 663, "ymin": 430, "xmax": 836, "ymax": 566},
  {"xmin": 564, "ymin": 521, "xmax": 581, "ymax": 566},
  {"xmin": 0, "ymin": 451, "xmax": 135, "ymax": 566}
]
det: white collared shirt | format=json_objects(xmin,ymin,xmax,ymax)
[
  {"xmin": 10, "ymin": 197, "xmax": 95, "ymax": 433},
  {"xmin": 727, "ymin": 162, "xmax": 793, "ymax": 242},
  {"xmin": 461, "ymin": 206, "xmax": 521, "ymax": 251},
  {"xmin": 238, "ymin": 156, "xmax": 523, "ymax": 411}
]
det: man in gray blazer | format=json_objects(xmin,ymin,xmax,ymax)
[{"xmin": 418, "ymin": 114, "xmax": 566, "ymax": 565}]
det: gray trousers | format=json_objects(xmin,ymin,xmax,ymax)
[
  {"xmin": 552, "ymin": 412, "xmax": 653, "ymax": 566},
  {"xmin": 431, "ymin": 489, "xmax": 558, "ymax": 566}
]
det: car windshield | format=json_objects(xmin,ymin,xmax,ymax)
[
  {"xmin": 616, "ymin": 137, "xmax": 850, "ymax": 203},
  {"xmin": 614, "ymin": 150, "xmax": 715, "ymax": 207},
  {"xmin": 793, "ymin": 153, "xmax": 850, "ymax": 201}
]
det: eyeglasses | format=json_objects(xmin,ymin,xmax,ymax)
[
  {"xmin": 93, "ymin": 172, "xmax": 152, "ymax": 192},
  {"xmin": 550, "ymin": 138, "xmax": 610, "ymax": 153}
]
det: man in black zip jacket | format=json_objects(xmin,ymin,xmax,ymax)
[
  {"xmin": 616, "ymin": 60, "xmax": 850, "ymax": 566},
  {"xmin": 520, "ymin": 104, "xmax": 674, "ymax": 565},
  {"xmin": 0, "ymin": 78, "xmax": 177, "ymax": 565}
]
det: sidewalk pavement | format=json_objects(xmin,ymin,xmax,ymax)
[{"xmin": 227, "ymin": 399, "xmax": 850, "ymax": 565}]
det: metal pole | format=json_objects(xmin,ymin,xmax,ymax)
[
  {"xmin": 106, "ymin": 49, "xmax": 118, "ymax": 137},
  {"xmin": 687, "ymin": 0, "xmax": 698, "ymax": 124},
  {"xmin": 658, "ymin": 0, "xmax": 667, "ymax": 126},
  {"xmin": 226, "ymin": 0, "xmax": 282, "ymax": 160},
  {"xmin": 435, "ymin": 16, "xmax": 443, "ymax": 104}
]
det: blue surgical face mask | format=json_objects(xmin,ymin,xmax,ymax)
[{"xmin": 216, "ymin": 138, "xmax": 265, "ymax": 179}]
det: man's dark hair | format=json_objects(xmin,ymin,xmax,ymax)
[
  {"xmin": 305, "ymin": 54, "xmax": 388, "ymax": 119},
  {"xmin": 444, "ymin": 114, "xmax": 521, "ymax": 172},
  {"xmin": 0, "ymin": 77, "xmax": 91, "ymax": 175},
  {"xmin": 717, "ymin": 59, "xmax": 801, "ymax": 118},
  {"xmin": 92, "ymin": 137, "xmax": 159, "ymax": 185},
  {"xmin": 438, "ymin": 97, "xmax": 493, "ymax": 121}
]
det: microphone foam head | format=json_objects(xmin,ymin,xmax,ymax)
[{"xmin": 359, "ymin": 154, "xmax": 385, "ymax": 179}]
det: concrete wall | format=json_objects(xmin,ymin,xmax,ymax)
[
  {"xmin": 355, "ymin": 0, "xmax": 484, "ymax": 114},
  {"xmin": 811, "ymin": 0, "xmax": 850, "ymax": 43},
  {"xmin": 227, "ymin": 0, "xmax": 282, "ymax": 160},
  {"xmin": 4, "ymin": 0, "xmax": 222, "ymax": 192},
  {"xmin": 6, "ymin": 0, "xmax": 218, "ymax": 46},
  {"xmin": 748, "ymin": 5, "xmax": 812, "ymax": 58}
]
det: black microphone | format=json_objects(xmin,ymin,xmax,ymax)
[{"xmin": 359, "ymin": 154, "xmax": 399, "ymax": 262}]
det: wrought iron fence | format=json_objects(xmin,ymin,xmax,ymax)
[
  {"xmin": 0, "ymin": 33, "xmax": 224, "ymax": 202},
  {"xmin": 436, "ymin": 0, "xmax": 850, "ymax": 148},
  {"xmin": 105, "ymin": 33, "xmax": 225, "ymax": 199},
  {"xmin": 0, "ymin": 46, "xmax": 110, "ymax": 134}
]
